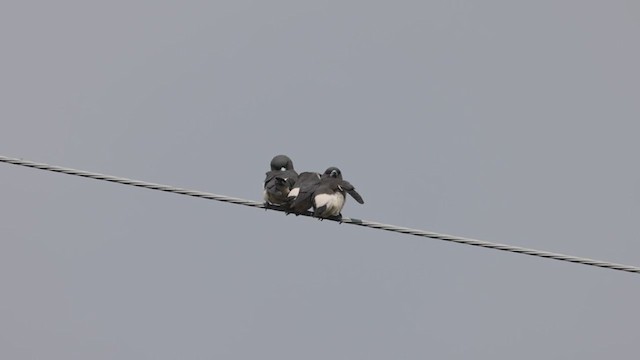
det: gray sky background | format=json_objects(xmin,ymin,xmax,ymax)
[{"xmin": 1, "ymin": 1, "xmax": 639, "ymax": 359}]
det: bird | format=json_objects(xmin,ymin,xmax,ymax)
[
  {"xmin": 287, "ymin": 171, "xmax": 322, "ymax": 214},
  {"xmin": 263, "ymin": 155, "xmax": 298, "ymax": 206},
  {"xmin": 312, "ymin": 167, "xmax": 364, "ymax": 220}
]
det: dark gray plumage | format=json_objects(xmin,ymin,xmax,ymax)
[
  {"xmin": 287, "ymin": 171, "xmax": 321, "ymax": 214},
  {"xmin": 263, "ymin": 155, "xmax": 298, "ymax": 206}
]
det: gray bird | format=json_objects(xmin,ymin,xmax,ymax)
[
  {"xmin": 312, "ymin": 167, "xmax": 364, "ymax": 220},
  {"xmin": 263, "ymin": 155, "xmax": 298, "ymax": 206},
  {"xmin": 287, "ymin": 171, "xmax": 322, "ymax": 214}
]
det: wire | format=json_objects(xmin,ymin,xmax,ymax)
[{"xmin": 1, "ymin": 154, "xmax": 638, "ymax": 275}]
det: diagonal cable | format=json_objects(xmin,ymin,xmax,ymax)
[{"xmin": 1, "ymin": 155, "xmax": 638, "ymax": 274}]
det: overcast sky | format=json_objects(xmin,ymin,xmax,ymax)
[{"xmin": 1, "ymin": 1, "xmax": 639, "ymax": 359}]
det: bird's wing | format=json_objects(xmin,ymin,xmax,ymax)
[{"xmin": 339, "ymin": 180, "xmax": 364, "ymax": 204}]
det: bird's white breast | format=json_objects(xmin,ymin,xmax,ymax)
[{"xmin": 314, "ymin": 192, "xmax": 345, "ymax": 216}]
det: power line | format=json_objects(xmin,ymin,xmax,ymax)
[{"xmin": 1, "ymin": 154, "xmax": 638, "ymax": 275}]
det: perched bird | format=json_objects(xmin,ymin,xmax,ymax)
[
  {"xmin": 287, "ymin": 171, "xmax": 322, "ymax": 214},
  {"xmin": 312, "ymin": 167, "xmax": 364, "ymax": 220},
  {"xmin": 263, "ymin": 155, "xmax": 298, "ymax": 206}
]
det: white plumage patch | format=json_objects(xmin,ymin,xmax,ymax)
[
  {"xmin": 288, "ymin": 187, "xmax": 300, "ymax": 198},
  {"xmin": 314, "ymin": 192, "xmax": 345, "ymax": 216}
]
